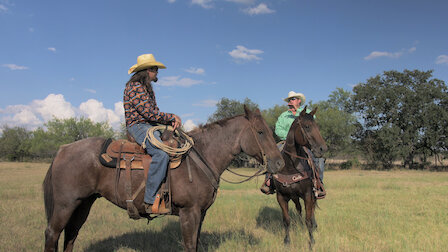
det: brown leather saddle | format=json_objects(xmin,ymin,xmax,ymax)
[
  {"xmin": 98, "ymin": 132, "xmax": 180, "ymax": 219},
  {"xmin": 274, "ymin": 147, "xmax": 326, "ymax": 199}
]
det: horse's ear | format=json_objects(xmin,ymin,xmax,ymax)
[
  {"xmin": 310, "ymin": 106, "xmax": 318, "ymax": 116},
  {"xmin": 244, "ymin": 105, "xmax": 252, "ymax": 119},
  {"xmin": 300, "ymin": 105, "xmax": 308, "ymax": 117}
]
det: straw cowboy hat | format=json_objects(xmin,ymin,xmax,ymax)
[
  {"xmin": 284, "ymin": 91, "xmax": 306, "ymax": 106},
  {"xmin": 128, "ymin": 54, "xmax": 166, "ymax": 74}
]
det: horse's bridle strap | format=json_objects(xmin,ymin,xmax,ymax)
[{"xmin": 246, "ymin": 123, "xmax": 268, "ymax": 167}]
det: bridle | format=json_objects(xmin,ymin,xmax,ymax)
[
  {"xmin": 283, "ymin": 118, "xmax": 313, "ymax": 161},
  {"xmin": 221, "ymin": 117, "xmax": 269, "ymax": 184}
]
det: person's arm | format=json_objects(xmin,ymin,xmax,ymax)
[
  {"xmin": 126, "ymin": 82, "xmax": 175, "ymax": 124},
  {"xmin": 275, "ymin": 112, "xmax": 289, "ymax": 140}
]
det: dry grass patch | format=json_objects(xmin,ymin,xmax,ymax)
[{"xmin": 0, "ymin": 163, "xmax": 447, "ymax": 251}]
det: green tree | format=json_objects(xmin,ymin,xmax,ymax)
[
  {"xmin": 310, "ymin": 88, "xmax": 358, "ymax": 157},
  {"xmin": 0, "ymin": 126, "xmax": 32, "ymax": 161},
  {"xmin": 208, "ymin": 97, "xmax": 259, "ymax": 123},
  {"xmin": 352, "ymin": 69, "xmax": 448, "ymax": 169},
  {"xmin": 30, "ymin": 117, "xmax": 116, "ymax": 159},
  {"xmin": 261, "ymin": 104, "xmax": 288, "ymax": 141}
]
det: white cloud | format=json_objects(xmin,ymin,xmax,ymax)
[
  {"xmin": 364, "ymin": 46, "xmax": 416, "ymax": 60},
  {"xmin": 12, "ymin": 108, "xmax": 42, "ymax": 125},
  {"xmin": 84, "ymin": 88, "xmax": 96, "ymax": 94},
  {"xmin": 157, "ymin": 76, "xmax": 203, "ymax": 87},
  {"xmin": 48, "ymin": 47, "xmax": 56, "ymax": 52},
  {"xmin": 2, "ymin": 64, "xmax": 29, "ymax": 70},
  {"xmin": 79, "ymin": 99, "xmax": 122, "ymax": 129},
  {"xmin": 183, "ymin": 119, "xmax": 198, "ymax": 132},
  {"xmin": 243, "ymin": 3, "xmax": 275, "ymax": 15},
  {"xmin": 192, "ymin": 0, "xmax": 213, "ymax": 9},
  {"xmin": 0, "ymin": 94, "xmax": 124, "ymax": 131},
  {"xmin": 0, "ymin": 4, "xmax": 8, "ymax": 12},
  {"xmin": 185, "ymin": 67, "xmax": 205, "ymax": 75},
  {"xmin": 193, "ymin": 99, "xmax": 218, "ymax": 107},
  {"xmin": 32, "ymin": 94, "xmax": 76, "ymax": 121},
  {"xmin": 229, "ymin": 45, "xmax": 263, "ymax": 63},
  {"xmin": 435, "ymin": 55, "xmax": 448, "ymax": 65},
  {"xmin": 167, "ymin": 0, "xmax": 176, "ymax": 3},
  {"xmin": 226, "ymin": 0, "xmax": 254, "ymax": 4}
]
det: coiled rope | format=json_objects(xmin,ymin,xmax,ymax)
[{"xmin": 141, "ymin": 125, "xmax": 194, "ymax": 156}]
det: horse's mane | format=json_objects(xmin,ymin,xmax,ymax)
[{"xmin": 188, "ymin": 114, "xmax": 244, "ymax": 135}]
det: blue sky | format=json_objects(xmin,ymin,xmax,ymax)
[{"xmin": 1, "ymin": 0, "xmax": 447, "ymax": 132}]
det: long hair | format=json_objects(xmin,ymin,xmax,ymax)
[{"xmin": 126, "ymin": 69, "xmax": 155, "ymax": 90}]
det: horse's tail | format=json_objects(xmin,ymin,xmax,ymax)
[{"xmin": 43, "ymin": 161, "xmax": 54, "ymax": 223}]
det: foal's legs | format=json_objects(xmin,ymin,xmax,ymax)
[
  {"xmin": 63, "ymin": 195, "xmax": 97, "ymax": 252},
  {"xmin": 304, "ymin": 191, "xmax": 317, "ymax": 249},
  {"xmin": 44, "ymin": 200, "xmax": 82, "ymax": 252},
  {"xmin": 276, "ymin": 192, "xmax": 291, "ymax": 244},
  {"xmin": 179, "ymin": 207, "xmax": 203, "ymax": 252}
]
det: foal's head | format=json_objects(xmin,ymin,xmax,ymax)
[
  {"xmin": 291, "ymin": 107, "xmax": 328, "ymax": 158},
  {"xmin": 240, "ymin": 106, "xmax": 284, "ymax": 173}
]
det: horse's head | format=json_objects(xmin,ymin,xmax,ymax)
[
  {"xmin": 289, "ymin": 106, "xmax": 328, "ymax": 158},
  {"xmin": 240, "ymin": 105, "xmax": 284, "ymax": 173}
]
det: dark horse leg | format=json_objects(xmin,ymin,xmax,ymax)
[
  {"xmin": 44, "ymin": 199, "xmax": 83, "ymax": 252},
  {"xmin": 304, "ymin": 191, "xmax": 317, "ymax": 249},
  {"xmin": 63, "ymin": 195, "xmax": 97, "ymax": 252},
  {"xmin": 291, "ymin": 196, "xmax": 304, "ymax": 226},
  {"xmin": 276, "ymin": 192, "xmax": 291, "ymax": 245},
  {"xmin": 179, "ymin": 206, "xmax": 204, "ymax": 252}
]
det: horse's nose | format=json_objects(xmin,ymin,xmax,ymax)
[
  {"xmin": 275, "ymin": 159, "xmax": 285, "ymax": 170},
  {"xmin": 320, "ymin": 145, "xmax": 328, "ymax": 153}
]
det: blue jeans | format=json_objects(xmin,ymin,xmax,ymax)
[
  {"xmin": 311, "ymin": 154, "xmax": 325, "ymax": 182},
  {"xmin": 127, "ymin": 123, "xmax": 169, "ymax": 204}
]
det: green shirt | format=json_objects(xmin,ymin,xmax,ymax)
[{"xmin": 275, "ymin": 107, "xmax": 311, "ymax": 140}]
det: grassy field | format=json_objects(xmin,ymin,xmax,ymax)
[{"xmin": 0, "ymin": 162, "xmax": 447, "ymax": 252}]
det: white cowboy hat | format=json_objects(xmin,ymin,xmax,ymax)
[
  {"xmin": 128, "ymin": 54, "xmax": 166, "ymax": 74},
  {"xmin": 284, "ymin": 91, "xmax": 306, "ymax": 105}
]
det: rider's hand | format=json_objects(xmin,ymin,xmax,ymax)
[{"xmin": 172, "ymin": 115, "xmax": 182, "ymax": 130}]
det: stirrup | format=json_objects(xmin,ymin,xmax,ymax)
[{"xmin": 314, "ymin": 187, "xmax": 326, "ymax": 199}]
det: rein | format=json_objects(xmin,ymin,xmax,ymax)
[
  {"xmin": 283, "ymin": 118, "xmax": 312, "ymax": 161},
  {"xmin": 221, "ymin": 121, "xmax": 269, "ymax": 184}
]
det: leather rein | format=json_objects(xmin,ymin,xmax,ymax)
[
  {"xmin": 283, "ymin": 119, "xmax": 313, "ymax": 162},
  {"xmin": 190, "ymin": 118, "xmax": 270, "ymax": 185}
]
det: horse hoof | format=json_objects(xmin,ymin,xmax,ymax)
[{"xmin": 284, "ymin": 237, "xmax": 290, "ymax": 245}]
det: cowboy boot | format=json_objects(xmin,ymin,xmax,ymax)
[
  {"xmin": 315, "ymin": 181, "xmax": 326, "ymax": 199},
  {"xmin": 260, "ymin": 174, "xmax": 275, "ymax": 195}
]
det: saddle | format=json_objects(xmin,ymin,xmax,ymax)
[
  {"xmin": 98, "ymin": 132, "xmax": 181, "ymax": 219},
  {"xmin": 274, "ymin": 147, "xmax": 326, "ymax": 199}
]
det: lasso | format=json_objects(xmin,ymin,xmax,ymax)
[{"xmin": 141, "ymin": 125, "xmax": 194, "ymax": 156}]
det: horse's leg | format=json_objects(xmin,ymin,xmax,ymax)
[
  {"xmin": 291, "ymin": 196, "xmax": 304, "ymax": 226},
  {"xmin": 276, "ymin": 192, "xmax": 291, "ymax": 244},
  {"xmin": 196, "ymin": 212, "xmax": 207, "ymax": 250},
  {"xmin": 179, "ymin": 207, "xmax": 203, "ymax": 252},
  {"xmin": 63, "ymin": 195, "xmax": 97, "ymax": 252},
  {"xmin": 44, "ymin": 201, "xmax": 81, "ymax": 252},
  {"xmin": 304, "ymin": 191, "xmax": 317, "ymax": 249}
]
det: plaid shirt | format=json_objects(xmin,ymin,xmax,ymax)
[{"xmin": 123, "ymin": 81, "xmax": 175, "ymax": 127}]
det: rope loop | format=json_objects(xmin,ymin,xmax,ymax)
[{"xmin": 141, "ymin": 125, "xmax": 194, "ymax": 156}]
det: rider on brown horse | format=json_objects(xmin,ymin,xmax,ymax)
[
  {"xmin": 124, "ymin": 54, "xmax": 182, "ymax": 214},
  {"xmin": 260, "ymin": 91, "xmax": 326, "ymax": 198}
]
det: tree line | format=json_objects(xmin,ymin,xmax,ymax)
[{"xmin": 1, "ymin": 69, "xmax": 447, "ymax": 169}]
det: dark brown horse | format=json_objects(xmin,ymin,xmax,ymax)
[
  {"xmin": 43, "ymin": 107, "xmax": 284, "ymax": 252},
  {"xmin": 273, "ymin": 107, "xmax": 327, "ymax": 248}
]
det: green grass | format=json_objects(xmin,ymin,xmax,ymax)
[{"xmin": 0, "ymin": 162, "xmax": 447, "ymax": 251}]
